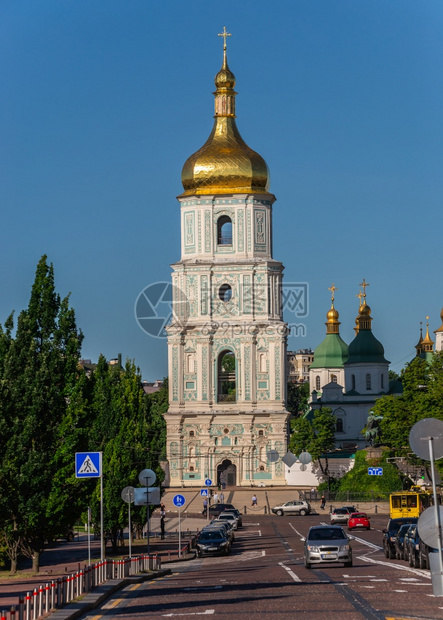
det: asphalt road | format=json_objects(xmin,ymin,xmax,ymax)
[{"xmin": 75, "ymin": 513, "xmax": 443, "ymax": 620}]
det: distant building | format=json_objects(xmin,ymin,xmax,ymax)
[
  {"xmin": 414, "ymin": 308, "xmax": 443, "ymax": 361},
  {"xmin": 142, "ymin": 380, "xmax": 164, "ymax": 394},
  {"xmin": 286, "ymin": 349, "xmax": 314, "ymax": 384}
]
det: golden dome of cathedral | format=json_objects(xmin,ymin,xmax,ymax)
[{"xmin": 180, "ymin": 45, "xmax": 271, "ymax": 197}]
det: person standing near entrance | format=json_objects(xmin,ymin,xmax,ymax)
[{"xmin": 160, "ymin": 506, "xmax": 166, "ymax": 540}]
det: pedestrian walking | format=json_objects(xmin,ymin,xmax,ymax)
[
  {"xmin": 160, "ymin": 507, "xmax": 166, "ymax": 540},
  {"xmin": 202, "ymin": 497, "xmax": 208, "ymax": 516},
  {"xmin": 251, "ymin": 494, "xmax": 257, "ymax": 507},
  {"xmin": 214, "ymin": 491, "xmax": 219, "ymax": 504},
  {"xmin": 219, "ymin": 492, "xmax": 225, "ymax": 503},
  {"xmin": 321, "ymin": 494, "xmax": 326, "ymax": 510}
]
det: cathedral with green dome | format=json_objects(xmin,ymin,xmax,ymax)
[{"xmin": 309, "ymin": 281, "xmax": 400, "ymax": 450}]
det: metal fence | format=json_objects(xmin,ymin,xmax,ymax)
[{"xmin": 1, "ymin": 554, "xmax": 161, "ymax": 620}]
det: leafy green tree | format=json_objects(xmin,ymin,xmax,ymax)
[
  {"xmin": 286, "ymin": 382, "xmax": 310, "ymax": 417},
  {"xmin": 288, "ymin": 406, "xmax": 336, "ymax": 479},
  {"xmin": 333, "ymin": 449, "xmax": 403, "ymax": 500},
  {"xmin": 373, "ymin": 352, "xmax": 443, "ymax": 479},
  {"xmin": 89, "ymin": 359, "xmax": 166, "ymax": 552},
  {"xmin": 0, "ymin": 257, "xmax": 84, "ymax": 572}
]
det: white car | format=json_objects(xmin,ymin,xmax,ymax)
[
  {"xmin": 271, "ymin": 500, "xmax": 311, "ymax": 516},
  {"xmin": 214, "ymin": 513, "xmax": 239, "ymax": 530}
]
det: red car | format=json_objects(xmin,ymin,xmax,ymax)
[{"xmin": 347, "ymin": 512, "xmax": 370, "ymax": 530}]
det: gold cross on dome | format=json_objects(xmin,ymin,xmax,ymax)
[
  {"xmin": 328, "ymin": 283, "xmax": 337, "ymax": 302},
  {"xmin": 218, "ymin": 26, "xmax": 231, "ymax": 50},
  {"xmin": 359, "ymin": 278, "xmax": 370, "ymax": 296},
  {"xmin": 356, "ymin": 290, "xmax": 365, "ymax": 304}
]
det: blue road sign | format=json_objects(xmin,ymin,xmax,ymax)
[
  {"xmin": 200, "ymin": 489, "xmax": 209, "ymax": 497},
  {"xmin": 205, "ymin": 478, "xmax": 212, "ymax": 486},
  {"xmin": 368, "ymin": 467, "xmax": 383, "ymax": 476},
  {"xmin": 75, "ymin": 452, "xmax": 101, "ymax": 478},
  {"xmin": 173, "ymin": 494, "xmax": 186, "ymax": 508}
]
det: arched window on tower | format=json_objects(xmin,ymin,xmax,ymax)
[
  {"xmin": 336, "ymin": 418, "xmax": 344, "ymax": 433},
  {"xmin": 351, "ymin": 374, "xmax": 356, "ymax": 390},
  {"xmin": 217, "ymin": 216, "xmax": 232, "ymax": 245},
  {"xmin": 218, "ymin": 350, "xmax": 236, "ymax": 402},
  {"xmin": 366, "ymin": 373, "xmax": 372, "ymax": 390},
  {"xmin": 331, "ymin": 374, "xmax": 337, "ymax": 383},
  {"xmin": 315, "ymin": 376, "xmax": 321, "ymax": 390},
  {"xmin": 381, "ymin": 374, "xmax": 384, "ymax": 390}
]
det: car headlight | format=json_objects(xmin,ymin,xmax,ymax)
[
  {"xmin": 341, "ymin": 545, "xmax": 350, "ymax": 552},
  {"xmin": 390, "ymin": 536, "xmax": 396, "ymax": 542},
  {"xmin": 307, "ymin": 545, "xmax": 319, "ymax": 552}
]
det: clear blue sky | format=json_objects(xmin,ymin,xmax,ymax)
[{"xmin": 1, "ymin": 1, "xmax": 442, "ymax": 380}]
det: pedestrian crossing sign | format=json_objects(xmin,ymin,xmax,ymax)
[{"xmin": 75, "ymin": 452, "xmax": 102, "ymax": 478}]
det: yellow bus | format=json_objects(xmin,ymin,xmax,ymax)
[{"xmin": 389, "ymin": 488, "xmax": 432, "ymax": 519}]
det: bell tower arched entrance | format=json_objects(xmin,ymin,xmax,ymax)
[{"xmin": 217, "ymin": 459, "xmax": 236, "ymax": 487}]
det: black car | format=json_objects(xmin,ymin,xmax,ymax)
[
  {"xmin": 208, "ymin": 503, "xmax": 235, "ymax": 518},
  {"xmin": 394, "ymin": 523, "xmax": 412, "ymax": 560},
  {"xmin": 404, "ymin": 524, "xmax": 421, "ymax": 568},
  {"xmin": 195, "ymin": 529, "xmax": 231, "ymax": 557},
  {"xmin": 382, "ymin": 517, "xmax": 418, "ymax": 559},
  {"xmin": 223, "ymin": 508, "xmax": 243, "ymax": 527}
]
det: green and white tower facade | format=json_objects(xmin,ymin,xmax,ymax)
[{"xmin": 164, "ymin": 32, "xmax": 289, "ymax": 487}]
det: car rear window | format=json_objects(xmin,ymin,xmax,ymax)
[
  {"xmin": 309, "ymin": 528, "xmax": 346, "ymax": 541},
  {"xmin": 334, "ymin": 509, "xmax": 348, "ymax": 514},
  {"xmin": 351, "ymin": 513, "xmax": 367, "ymax": 518}
]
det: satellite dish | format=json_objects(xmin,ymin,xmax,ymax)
[
  {"xmin": 417, "ymin": 506, "xmax": 443, "ymax": 549},
  {"xmin": 139, "ymin": 468, "xmax": 156, "ymax": 486},
  {"xmin": 299, "ymin": 451, "xmax": 312, "ymax": 465},
  {"xmin": 299, "ymin": 464, "xmax": 307, "ymax": 471},
  {"xmin": 267, "ymin": 449, "xmax": 279, "ymax": 463},
  {"xmin": 121, "ymin": 486, "xmax": 135, "ymax": 503},
  {"xmin": 409, "ymin": 418, "xmax": 443, "ymax": 461}
]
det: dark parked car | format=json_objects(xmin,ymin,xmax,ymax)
[
  {"xmin": 382, "ymin": 517, "xmax": 418, "ymax": 559},
  {"xmin": 208, "ymin": 503, "xmax": 235, "ymax": 518},
  {"xmin": 394, "ymin": 523, "xmax": 412, "ymax": 560},
  {"xmin": 195, "ymin": 529, "xmax": 231, "ymax": 557},
  {"xmin": 404, "ymin": 524, "xmax": 421, "ymax": 568}
]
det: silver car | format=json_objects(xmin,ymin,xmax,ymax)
[
  {"xmin": 271, "ymin": 500, "xmax": 311, "ymax": 516},
  {"xmin": 303, "ymin": 525, "xmax": 353, "ymax": 568}
]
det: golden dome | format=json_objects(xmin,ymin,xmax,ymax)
[
  {"xmin": 180, "ymin": 47, "xmax": 271, "ymax": 197},
  {"xmin": 422, "ymin": 318, "xmax": 434, "ymax": 347}
]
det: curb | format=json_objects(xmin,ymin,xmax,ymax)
[{"xmin": 48, "ymin": 569, "xmax": 171, "ymax": 619}]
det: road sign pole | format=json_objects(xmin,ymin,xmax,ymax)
[
  {"xmin": 100, "ymin": 454, "xmax": 104, "ymax": 562},
  {"xmin": 178, "ymin": 506, "xmax": 182, "ymax": 558},
  {"xmin": 145, "ymin": 477, "xmax": 150, "ymax": 557},
  {"xmin": 428, "ymin": 437, "xmax": 443, "ymax": 580},
  {"xmin": 128, "ymin": 500, "xmax": 132, "ymax": 559}
]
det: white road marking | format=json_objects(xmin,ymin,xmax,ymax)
[
  {"xmin": 262, "ymin": 550, "xmax": 266, "ymax": 556},
  {"xmin": 288, "ymin": 523, "xmax": 304, "ymax": 538},
  {"xmin": 394, "ymin": 590, "xmax": 408, "ymax": 592},
  {"xmin": 350, "ymin": 534, "xmax": 382, "ymax": 551},
  {"xmin": 360, "ymin": 585, "xmax": 375, "ymax": 589},
  {"xmin": 162, "ymin": 611, "xmax": 215, "ymax": 617},
  {"xmin": 370, "ymin": 579, "xmax": 388, "ymax": 582},
  {"xmin": 343, "ymin": 574, "xmax": 377, "ymax": 578},
  {"xmin": 358, "ymin": 554, "xmax": 431, "ymax": 579},
  {"xmin": 279, "ymin": 561, "xmax": 301, "ymax": 582},
  {"xmin": 400, "ymin": 577, "xmax": 421, "ymax": 582}
]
